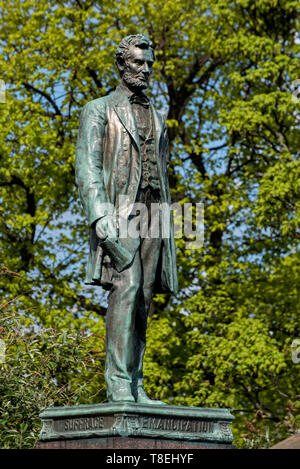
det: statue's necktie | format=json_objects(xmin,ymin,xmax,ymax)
[{"xmin": 129, "ymin": 94, "xmax": 150, "ymax": 108}]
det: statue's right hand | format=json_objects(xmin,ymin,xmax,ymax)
[
  {"xmin": 95, "ymin": 216, "xmax": 134, "ymax": 272},
  {"xmin": 95, "ymin": 215, "xmax": 118, "ymax": 241}
]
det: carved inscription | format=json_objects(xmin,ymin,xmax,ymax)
[
  {"xmin": 58, "ymin": 414, "xmax": 214, "ymax": 436},
  {"xmin": 140, "ymin": 417, "xmax": 214, "ymax": 434},
  {"xmin": 63, "ymin": 416, "xmax": 104, "ymax": 432}
]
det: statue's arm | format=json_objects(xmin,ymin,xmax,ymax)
[
  {"xmin": 75, "ymin": 101, "xmax": 112, "ymax": 226},
  {"xmin": 75, "ymin": 101, "xmax": 134, "ymax": 271}
]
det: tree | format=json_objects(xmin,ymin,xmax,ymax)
[{"xmin": 0, "ymin": 0, "xmax": 299, "ymax": 448}]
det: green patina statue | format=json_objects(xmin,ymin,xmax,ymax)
[{"xmin": 75, "ymin": 34, "xmax": 178, "ymax": 405}]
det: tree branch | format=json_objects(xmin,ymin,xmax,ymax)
[{"xmin": 22, "ymin": 82, "xmax": 62, "ymax": 116}]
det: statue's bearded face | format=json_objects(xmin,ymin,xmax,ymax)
[{"xmin": 122, "ymin": 46, "xmax": 154, "ymax": 91}]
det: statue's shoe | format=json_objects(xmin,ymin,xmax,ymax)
[
  {"xmin": 135, "ymin": 387, "xmax": 167, "ymax": 406},
  {"xmin": 108, "ymin": 385, "xmax": 135, "ymax": 403}
]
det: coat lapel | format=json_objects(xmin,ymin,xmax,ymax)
[
  {"xmin": 113, "ymin": 86, "xmax": 166, "ymax": 197},
  {"xmin": 113, "ymin": 92, "xmax": 141, "ymax": 154},
  {"xmin": 113, "ymin": 86, "xmax": 164, "ymax": 154}
]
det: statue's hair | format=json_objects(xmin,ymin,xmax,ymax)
[{"xmin": 115, "ymin": 34, "xmax": 155, "ymax": 67}]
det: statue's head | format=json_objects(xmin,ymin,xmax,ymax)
[{"xmin": 115, "ymin": 34, "xmax": 155, "ymax": 92}]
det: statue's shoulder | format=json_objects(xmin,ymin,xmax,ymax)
[
  {"xmin": 82, "ymin": 93, "xmax": 113, "ymax": 113},
  {"xmin": 79, "ymin": 93, "xmax": 119, "ymax": 125}
]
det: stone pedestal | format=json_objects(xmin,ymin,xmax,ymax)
[{"xmin": 36, "ymin": 402, "xmax": 234, "ymax": 449}]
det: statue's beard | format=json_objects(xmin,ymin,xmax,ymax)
[{"xmin": 122, "ymin": 70, "xmax": 148, "ymax": 91}]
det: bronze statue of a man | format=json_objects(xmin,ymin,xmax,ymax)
[{"xmin": 75, "ymin": 34, "xmax": 177, "ymax": 404}]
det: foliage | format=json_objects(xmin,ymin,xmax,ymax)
[
  {"xmin": 0, "ymin": 269, "xmax": 106, "ymax": 449},
  {"xmin": 0, "ymin": 0, "xmax": 300, "ymax": 448}
]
